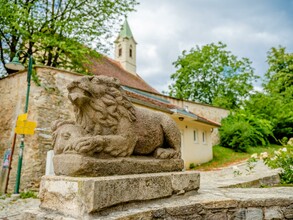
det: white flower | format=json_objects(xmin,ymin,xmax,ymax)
[
  {"xmin": 281, "ymin": 147, "xmax": 287, "ymax": 152},
  {"xmin": 251, "ymin": 153, "xmax": 258, "ymax": 159},
  {"xmin": 271, "ymin": 156, "xmax": 277, "ymax": 161},
  {"xmin": 274, "ymin": 150, "xmax": 281, "ymax": 155},
  {"xmin": 260, "ymin": 152, "xmax": 268, "ymax": 159}
]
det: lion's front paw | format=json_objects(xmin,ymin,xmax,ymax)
[
  {"xmin": 154, "ymin": 148, "xmax": 180, "ymax": 159},
  {"xmin": 63, "ymin": 143, "xmax": 74, "ymax": 152},
  {"xmin": 74, "ymin": 137, "xmax": 103, "ymax": 154}
]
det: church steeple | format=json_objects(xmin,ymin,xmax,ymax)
[
  {"xmin": 119, "ymin": 19, "xmax": 133, "ymax": 38},
  {"xmin": 115, "ymin": 19, "xmax": 137, "ymax": 75}
]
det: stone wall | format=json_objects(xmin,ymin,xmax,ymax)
[
  {"xmin": 0, "ymin": 67, "xmax": 82, "ymax": 192},
  {"xmin": 121, "ymin": 201, "xmax": 293, "ymax": 220}
]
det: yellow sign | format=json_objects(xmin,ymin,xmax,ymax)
[
  {"xmin": 15, "ymin": 114, "xmax": 37, "ymax": 135},
  {"xmin": 18, "ymin": 113, "xmax": 28, "ymax": 121}
]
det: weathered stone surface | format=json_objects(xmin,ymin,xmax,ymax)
[
  {"xmin": 205, "ymin": 212, "xmax": 227, "ymax": 220},
  {"xmin": 234, "ymin": 208, "xmax": 263, "ymax": 220},
  {"xmin": 283, "ymin": 204, "xmax": 293, "ymax": 219},
  {"xmin": 23, "ymin": 208, "xmax": 76, "ymax": 220},
  {"xmin": 39, "ymin": 171, "xmax": 200, "ymax": 218},
  {"xmin": 202, "ymin": 199, "xmax": 238, "ymax": 209},
  {"xmin": 264, "ymin": 207, "xmax": 283, "ymax": 220},
  {"xmin": 246, "ymin": 208, "xmax": 263, "ymax": 220},
  {"xmin": 53, "ymin": 76, "xmax": 181, "ymax": 162},
  {"xmin": 224, "ymin": 174, "xmax": 280, "ymax": 189},
  {"xmin": 53, "ymin": 154, "xmax": 184, "ymax": 176},
  {"xmin": 166, "ymin": 204, "xmax": 203, "ymax": 216}
]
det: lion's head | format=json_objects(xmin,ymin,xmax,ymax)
[
  {"xmin": 51, "ymin": 120, "xmax": 87, "ymax": 155},
  {"xmin": 67, "ymin": 76, "xmax": 136, "ymax": 135}
]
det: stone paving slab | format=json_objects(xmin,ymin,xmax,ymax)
[{"xmin": 200, "ymin": 160, "xmax": 281, "ymax": 189}]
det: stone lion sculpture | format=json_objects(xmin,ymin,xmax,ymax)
[{"xmin": 52, "ymin": 75, "xmax": 181, "ymax": 159}]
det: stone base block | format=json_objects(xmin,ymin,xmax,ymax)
[
  {"xmin": 53, "ymin": 154, "xmax": 184, "ymax": 177},
  {"xmin": 39, "ymin": 171, "xmax": 200, "ymax": 218}
]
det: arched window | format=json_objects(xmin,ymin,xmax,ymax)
[{"xmin": 118, "ymin": 48, "xmax": 122, "ymax": 57}]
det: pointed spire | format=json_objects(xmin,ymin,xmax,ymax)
[{"xmin": 119, "ymin": 18, "xmax": 133, "ymax": 38}]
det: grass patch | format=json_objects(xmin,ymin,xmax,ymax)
[
  {"xmin": 193, "ymin": 145, "xmax": 284, "ymax": 171},
  {"xmin": 20, "ymin": 191, "xmax": 38, "ymax": 199},
  {"xmin": 246, "ymin": 144, "xmax": 282, "ymax": 155}
]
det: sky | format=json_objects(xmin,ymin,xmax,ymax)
[{"xmin": 110, "ymin": 0, "xmax": 293, "ymax": 93}]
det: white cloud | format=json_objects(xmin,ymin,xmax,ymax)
[{"xmin": 124, "ymin": 0, "xmax": 293, "ymax": 93}]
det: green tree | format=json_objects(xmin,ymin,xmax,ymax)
[
  {"xmin": 0, "ymin": 0, "xmax": 138, "ymax": 75},
  {"xmin": 264, "ymin": 46, "xmax": 293, "ymax": 94},
  {"xmin": 219, "ymin": 46, "xmax": 293, "ymax": 150},
  {"xmin": 245, "ymin": 46, "xmax": 293, "ymax": 142},
  {"xmin": 168, "ymin": 42, "xmax": 258, "ymax": 109}
]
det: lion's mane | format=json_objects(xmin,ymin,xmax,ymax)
[{"xmin": 68, "ymin": 76, "xmax": 136, "ymax": 135}]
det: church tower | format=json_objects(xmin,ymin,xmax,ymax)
[{"xmin": 115, "ymin": 19, "xmax": 137, "ymax": 75}]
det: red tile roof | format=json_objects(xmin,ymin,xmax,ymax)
[
  {"xmin": 84, "ymin": 55, "xmax": 220, "ymax": 127},
  {"xmin": 86, "ymin": 56, "xmax": 159, "ymax": 94},
  {"xmin": 124, "ymin": 87, "xmax": 221, "ymax": 127}
]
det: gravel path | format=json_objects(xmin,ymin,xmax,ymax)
[
  {"xmin": 0, "ymin": 196, "xmax": 40, "ymax": 220},
  {"xmin": 0, "ymin": 160, "xmax": 280, "ymax": 219}
]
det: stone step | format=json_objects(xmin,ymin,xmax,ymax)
[{"xmin": 37, "ymin": 171, "xmax": 200, "ymax": 218}]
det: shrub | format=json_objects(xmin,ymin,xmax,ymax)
[
  {"xmin": 262, "ymin": 146, "xmax": 293, "ymax": 184},
  {"xmin": 189, "ymin": 163, "xmax": 196, "ymax": 169},
  {"xmin": 219, "ymin": 111, "xmax": 274, "ymax": 152}
]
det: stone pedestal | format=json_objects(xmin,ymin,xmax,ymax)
[
  {"xmin": 38, "ymin": 171, "xmax": 200, "ymax": 218},
  {"xmin": 53, "ymin": 154, "xmax": 184, "ymax": 177}
]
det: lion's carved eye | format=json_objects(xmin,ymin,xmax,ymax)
[{"xmin": 62, "ymin": 132, "xmax": 71, "ymax": 140}]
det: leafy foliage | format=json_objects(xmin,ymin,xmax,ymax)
[
  {"xmin": 219, "ymin": 111, "xmax": 274, "ymax": 152},
  {"xmin": 244, "ymin": 46, "xmax": 293, "ymax": 143},
  {"xmin": 168, "ymin": 42, "xmax": 258, "ymax": 109},
  {"xmin": 0, "ymin": 0, "xmax": 138, "ymax": 75},
  {"xmin": 257, "ymin": 147, "xmax": 293, "ymax": 184},
  {"xmin": 219, "ymin": 46, "xmax": 293, "ymax": 150},
  {"xmin": 245, "ymin": 92, "xmax": 293, "ymax": 143},
  {"xmin": 264, "ymin": 46, "xmax": 293, "ymax": 94}
]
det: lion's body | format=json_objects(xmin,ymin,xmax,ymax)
[
  {"xmin": 52, "ymin": 76, "xmax": 181, "ymax": 159},
  {"xmin": 133, "ymin": 108, "xmax": 180, "ymax": 157}
]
